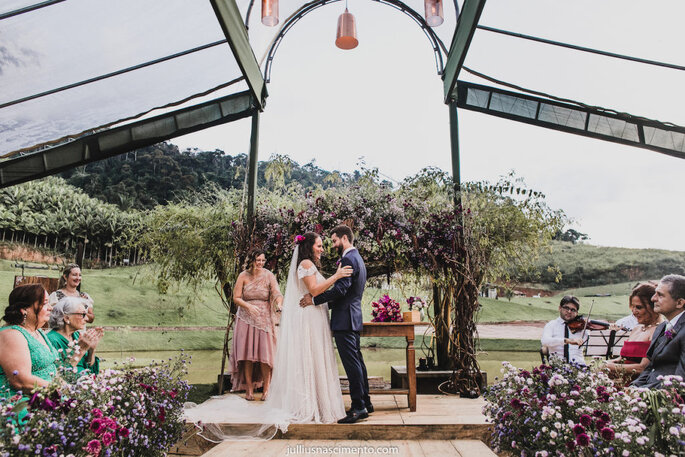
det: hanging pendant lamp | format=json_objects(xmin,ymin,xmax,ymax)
[
  {"xmin": 424, "ymin": 0, "xmax": 444, "ymax": 26},
  {"xmin": 335, "ymin": 8, "xmax": 358, "ymax": 50},
  {"xmin": 262, "ymin": 0, "xmax": 279, "ymax": 26}
]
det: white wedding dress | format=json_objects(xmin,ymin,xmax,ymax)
[{"xmin": 184, "ymin": 249, "xmax": 345, "ymax": 441}]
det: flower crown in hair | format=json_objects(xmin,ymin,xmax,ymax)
[{"xmin": 294, "ymin": 235, "xmax": 306, "ymax": 244}]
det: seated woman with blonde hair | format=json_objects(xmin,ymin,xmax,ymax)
[
  {"xmin": 605, "ymin": 282, "xmax": 662, "ymax": 380},
  {"xmin": 46, "ymin": 297, "xmax": 103, "ymax": 377}
]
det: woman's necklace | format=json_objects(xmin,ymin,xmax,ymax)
[
  {"xmin": 63, "ymin": 287, "xmax": 79, "ymax": 297},
  {"xmin": 19, "ymin": 324, "xmax": 41, "ymax": 339},
  {"xmin": 641, "ymin": 322, "xmax": 658, "ymax": 332}
]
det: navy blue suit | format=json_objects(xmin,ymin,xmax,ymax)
[{"xmin": 314, "ymin": 248, "xmax": 370, "ymax": 411}]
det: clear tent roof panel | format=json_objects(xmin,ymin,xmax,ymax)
[{"xmin": 0, "ymin": 0, "xmax": 248, "ymax": 155}]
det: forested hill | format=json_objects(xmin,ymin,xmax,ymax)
[
  {"xmin": 521, "ymin": 241, "xmax": 685, "ymax": 289},
  {"xmin": 59, "ymin": 142, "xmax": 358, "ymax": 210}
]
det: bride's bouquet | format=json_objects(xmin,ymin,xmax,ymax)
[{"xmin": 371, "ymin": 294, "xmax": 403, "ymax": 322}]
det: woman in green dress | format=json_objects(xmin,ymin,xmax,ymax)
[
  {"xmin": 0, "ymin": 284, "xmax": 59, "ymax": 399},
  {"xmin": 47, "ymin": 297, "xmax": 103, "ymax": 376}
]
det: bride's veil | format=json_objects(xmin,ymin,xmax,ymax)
[{"xmin": 183, "ymin": 248, "xmax": 302, "ymax": 441}]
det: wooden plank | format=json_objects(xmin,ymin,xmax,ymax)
[
  {"xmin": 401, "ymin": 440, "xmax": 426, "ymax": 457},
  {"xmin": 450, "ymin": 440, "xmax": 497, "ymax": 456},
  {"xmin": 419, "ymin": 440, "xmax": 462, "ymax": 456},
  {"xmin": 197, "ymin": 440, "xmax": 496, "ymax": 457}
]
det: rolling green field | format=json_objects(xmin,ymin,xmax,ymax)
[{"xmin": 1, "ymin": 259, "xmax": 644, "ymax": 352}]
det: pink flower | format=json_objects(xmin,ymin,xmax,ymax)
[
  {"xmin": 600, "ymin": 427, "xmax": 615, "ymax": 441},
  {"xmin": 117, "ymin": 427, "xmax": 130, "ymax": 438},
  {"xmin": 91, "ymin": 408, "xmax": 103, "ymax": 418},
  {"xmin": 575, "ymin": 433, "xmax": 590, "ymax": 446},
  {"xmin": 101, "ymin": 432, "xmax": 115, "ymax": 446},
  {"xmin": 294, "ymin": 235, "xmax": 306, "ymax": 244},
  {"xmin": 90, "ymin": 418, "xmax": 106, "ymax": 435},
  {"xmin": 84, "ymin": 439, "xmax": 102, "ymax": 456}
]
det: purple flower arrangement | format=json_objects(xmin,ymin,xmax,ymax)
[
  {"xmin": 406, "ymin": 296, "xmax": 428, "ymax": 311},
  {"xmin": 483, "ymin": 356, "xmax": 685, "ymax": 456},
  {"xmin": 371, "ymin": 294, "xmax": 403, "ymax": 322},
  {"xmin": 0, "ymin": 355, "xmax": 190, "ymax": 457}
]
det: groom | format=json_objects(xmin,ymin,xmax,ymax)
[{"xmin": 300, "ymin": 225, "xmax": 372, "ymax": 423}]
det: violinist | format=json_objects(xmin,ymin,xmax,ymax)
[{"xmin": 541, "ymin": 295, "xmax": 586, "ymax": 365}]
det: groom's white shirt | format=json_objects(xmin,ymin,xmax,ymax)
[{"xmin": 342, "ymin": 246, "xmax": 357, "ymax": 258}]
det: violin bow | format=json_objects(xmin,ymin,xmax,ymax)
[{"xmin": 580, "ymin": 299, "xmax": 596, "ymax": 338}]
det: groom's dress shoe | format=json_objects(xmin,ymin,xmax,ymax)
[
  {"xmin": 346, "ymin": 404, "xmax": 373, "ymax": 415},
  {"xmin": 338, "ymin": 410, "xmax": 368, "ymax": 424}
]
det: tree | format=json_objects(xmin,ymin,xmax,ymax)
[{"xmin": 139, "ymin": 170, "xmax": 563, "ymax": 395}]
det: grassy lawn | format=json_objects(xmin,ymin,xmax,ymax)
[
  {"xmin": 478, "ymin": 293, "xmax": 630, "ymax": 323},
  {"xmin": 2, "ymin": 259, "xmax": 640, "ymax": 353}
]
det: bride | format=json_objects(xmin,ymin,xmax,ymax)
[{"xmin": 184, "ymin": 232, "xmax": 352, "ymax": 439}]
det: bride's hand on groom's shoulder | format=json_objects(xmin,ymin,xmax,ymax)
[
  {"xmin": 334, "ymin": 265, "xmax": 353, "ymax": 280},
  {"xmin": 300, "ymin": 293, "xmax": 313, "ymax": 308}
]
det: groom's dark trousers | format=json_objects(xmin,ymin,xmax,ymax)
[{"xmin": 314, "ymin": 248, "xmax": 371, "ymax": 411}]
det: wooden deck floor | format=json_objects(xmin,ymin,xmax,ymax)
[
  {"xmin": 172, "ymin": 394, "xmax": 492, "ymax": 456},
  {"xmin": 199, "ymin": 439, "xmax": 496, "ymax": 457}
]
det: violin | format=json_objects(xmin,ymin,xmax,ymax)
[{"xmin": 566, "ymin": 315, "xmax": 610, "ymax": 332}]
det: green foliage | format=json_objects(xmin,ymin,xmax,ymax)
[
  {"xmin": 528, "ymin": 241, "xmax": 685, "ymax": 288},
  {"xmin": 61, "ymin": 143, "xmax": 357, "ymax": 210},
  {"xmin": 0, "ymin": 177, "xmax": 143, "ymax": 266},
  {"xmin": 139, "ymin": 186, "xmax": 245, "ymax": 309}
]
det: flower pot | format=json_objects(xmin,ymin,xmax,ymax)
[
  {"xmin": 402, "ymin": 310, "xmax": 420, "ymax": 322},
  {"xmin": 419, "ymin": 309, "xmax": 425, "ymax": 321}
]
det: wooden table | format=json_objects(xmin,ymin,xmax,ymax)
[{"xmin": 361, "ymin": 322, "xmax": 424, "ymax": 411}]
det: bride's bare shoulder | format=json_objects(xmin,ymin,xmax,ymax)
[{"xmin": 299, "ymin": 259, "xmax": 315, "ymax": 269}]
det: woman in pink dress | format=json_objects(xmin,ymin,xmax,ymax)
[
  {"xmin": 229, "ymin": 250, "xmax": 283, "ymax": 401},
  {"xmin": 606, "ymin": 282, "xmax": 661, "ymax": 381}
]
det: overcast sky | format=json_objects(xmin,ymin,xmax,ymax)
[{"xmin": 171, "ymin": 0, "xmax": 685, "ymax": 251}]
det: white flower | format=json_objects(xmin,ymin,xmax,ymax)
[
  {"xmin": 670, "ymin": 427, "xmax": 679, "ymax": 436},
  {"xmin": 636, "ymin": 437, "xmax": 647, "ymax": 445},
  {"xmin": 554, "ymin": 422, "xmax": 562, "ymax": 430},
  {"xmin": 622, "ymin": 451, "xmax": 629, "ymax": 457},
  {"xmin": 567, "ymin": 400, "xmax": 575, "ymax": 406},
  {"xmin": 550, "ymin": 431, "xmax": 557, "ymax": 438}
]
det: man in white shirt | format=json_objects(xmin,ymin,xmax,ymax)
[
  {"xmin": 614, "ymin": 314, "xmax": 638, "ymax": 331},
  {"xmin": 633, "ymin": 275, "xmax": 685, "ymax": 388},
  {"xmin": 541, "ymin": 295, "xmax": 586, "ymax": 365}
]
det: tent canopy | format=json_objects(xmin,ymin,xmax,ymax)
[{"xmin": 0, "ymin": 0, "xmax": 264, "ymax": 160}]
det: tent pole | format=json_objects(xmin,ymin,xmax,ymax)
[{"xmin": 247, "ymin": 112, "xmax": 259, "ymax": 225}]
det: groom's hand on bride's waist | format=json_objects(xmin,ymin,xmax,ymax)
[{"xmin": 300, "ymin": 293, "xmax": 314, "ymax": 308}]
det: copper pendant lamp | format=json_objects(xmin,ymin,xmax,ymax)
[
  {"xmin": 335, "ymin": 8, "xmax": 358, "ymax": 50},
  {"xmin": 262, "ymin": 0, "xmax": 279, "ymax": 26},
  {"xmin": 424, "ymin": 0, "xmax": 444, "ymax": 26}
]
